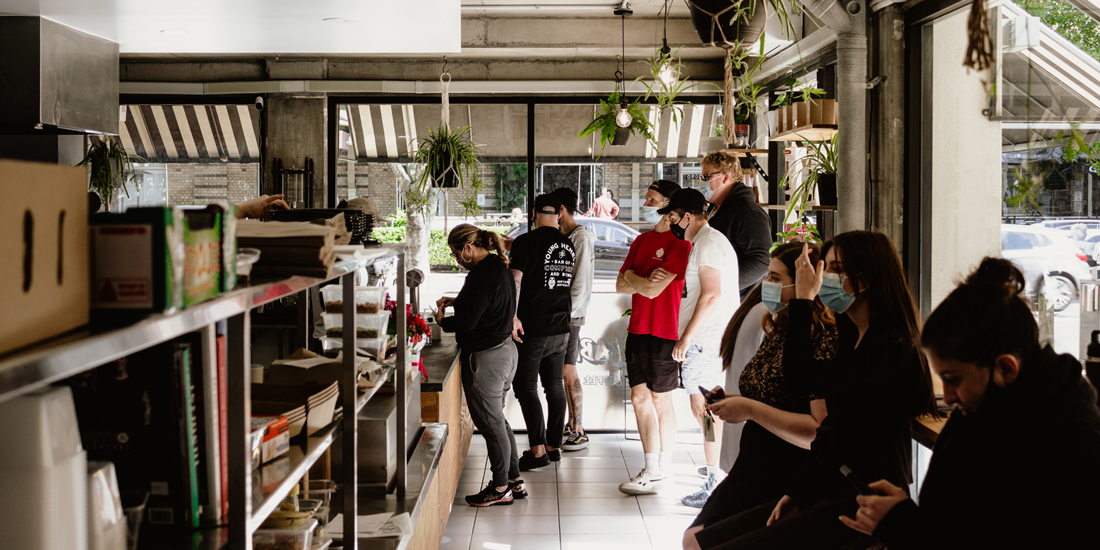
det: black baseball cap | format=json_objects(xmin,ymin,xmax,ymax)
[
  {"xmin": 533, "ymin": 193, "xmax": 562, "ymax": 216},
  {"xmin": 648, "ymin": 179, "xmax": 680, "ymax": 200},
  {"xmin": 551, "ymin": 188, "xmax": 579, "ymax": 213},
  {"xmin": 657, "ymin": 187, "xmax": 708, "ymax": 215}
]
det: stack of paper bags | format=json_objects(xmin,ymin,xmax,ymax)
[{"xmin": 238, "ymin": 219, "xmax": 336, "ymax": 278}]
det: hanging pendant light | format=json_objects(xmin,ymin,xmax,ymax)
[
  {"xmin": 615, "ymin": 105, "xmax": 633, "ymax": 128},
  {"xmin": 656, "ymin": 2, "xmax": 676, "ymax": 87}
]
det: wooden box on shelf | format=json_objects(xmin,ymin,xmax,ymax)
[{"xmin": 0, "ymin": 160, "xmax": 89, "ymax": 356}]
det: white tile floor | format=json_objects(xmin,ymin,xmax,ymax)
[{"xmin": 442, "ymin": 433, "xmax": 711, "ymax": 550}]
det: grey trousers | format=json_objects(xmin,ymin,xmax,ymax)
[{"xmin": 461, "ymin": 338, "xmax": 521, "ymax": 487}]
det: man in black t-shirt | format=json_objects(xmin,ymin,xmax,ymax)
[{"xmin": 510, "ymin": 193, "xmax": 576, "ymax": 471}]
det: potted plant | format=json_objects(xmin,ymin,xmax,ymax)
[
  {"xmin": 686, "ymin": 0, "xmax": 770, "ymax": 48},
  {"xmin": 775, "ymin": 132, "xmax": 838, "ymax": 246},
  {"xmin": 577, "ymin": 91, "xmax": 658, "ymax": 157},
  {"xmin": 79, "ymin": 137, "xmax": 141, "ymax": 212},
  {"xmin": 410, "ymin": 124, "xmax": 485, "ymax": 217}
]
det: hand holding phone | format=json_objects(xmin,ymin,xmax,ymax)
[
  {"xmin": 699, "ymin": 386, "xmax": 726, "ymax": 405},
  {"xmin": 839, "ymin": 465, "xmax": 874, "ymax": 496}
]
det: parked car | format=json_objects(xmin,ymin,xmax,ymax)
[
  {"xmin": 507, "ymin": 216, "xmax": 639, "ymax": 277},
  {"xmin": 1001, "ymin": 224, "xmax": 1093, "ymax": 312}
]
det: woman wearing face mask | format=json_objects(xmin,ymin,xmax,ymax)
[
  {"xmin": 683, "ymin": 242, "xmax": 836, "ymax": 550},
  {"xmin": 691, "ymin": 231, "xmax": 937, "ymax": 549},
  {"xmin": 839, "ymin": 258, "xmax": 1100, "ymax": 549},
  {"xmin": 437, "ymin": 224, "xmax": 524, "ymax": 507}
]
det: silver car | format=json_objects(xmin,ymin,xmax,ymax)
[{"xmin": 1001, "ymin": 224, "xmax": 1092, "ymax": 312}]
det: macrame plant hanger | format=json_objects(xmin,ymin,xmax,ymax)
[{"xmin": 439, "ymin": 56, "xmax": 452, "ymax": 226}]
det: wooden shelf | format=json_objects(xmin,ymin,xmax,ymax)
[
  {"xmin": 723, "ymin": 148, "xmax": 768, "ymax": 154},
  {"xmin": 770, "ymin": 125, "xmax": 838, "ymax": 142}
]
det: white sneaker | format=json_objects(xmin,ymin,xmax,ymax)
[{"xmin": 619, "ymin": 468, "xmax": 662, "ymax": 495}]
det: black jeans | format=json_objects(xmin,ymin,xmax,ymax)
[
  {"xmin": 461, "ymin": 339, "xmax": 521, "ymax": 487},
  {"xmin": 513, "ymin": 332, "xmax": 569, "ymax": 448}
]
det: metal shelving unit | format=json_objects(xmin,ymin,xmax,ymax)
[{"xmin": 0, "ymin": 243, "xmax": 408, "ymax": 550}]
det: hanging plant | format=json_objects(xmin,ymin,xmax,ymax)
[
  {"xmin": 78, "ymin": 137, "xmax": 143, "ymax": 211},
  {"xmin": 685, "ymin": 0, "xmax": 803, "ymax": 49},
  {"xmin": 577, "ymin": 91, "xmax": 658, "ymax": 158},
  {"xmin": 410, "ymin": 124, "xmax": 485, "ymax": 217}
]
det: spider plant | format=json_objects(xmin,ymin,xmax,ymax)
[
  {"xmin": 79, "ymin": 138, "xmax": 142, "ymax": 211},
  {"xmin": 410, "ymin": 124, "xmax": 485, "ymax": 217}
]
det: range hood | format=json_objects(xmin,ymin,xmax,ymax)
[{"xmin": 0, "ymin": 17, "xmax": 119, "ymax": 135}]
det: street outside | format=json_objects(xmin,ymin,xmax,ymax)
[{"xmin": 1051, "ymin": 300, "xmax": 1082, "ymax": 359}]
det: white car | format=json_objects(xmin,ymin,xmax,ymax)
[{"xmin": 1001, "ymin": 224, "xmax": 1093, "ymax": 312}]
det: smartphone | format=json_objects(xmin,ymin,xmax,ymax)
[
  {"xmin": 839, "ymin": 465, "xmax": 874, "ymax": 496},
  {"xmin": 700, "ymin": 386, "xmax": 725, "ymax": 405}
]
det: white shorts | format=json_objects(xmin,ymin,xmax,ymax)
[{"xmin": 680, "ymin": 342, "xmax": 723, "ymax": 395}]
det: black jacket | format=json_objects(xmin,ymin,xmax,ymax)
[
  {"xmin": 782, "ymin": 299, "xmax": 926, "ymax": 506},
  {"xmin": 439, "ymin": 254, "xmax": 516, "ymax": 353},
  {"xmin": 873, "ymin": 346, "xmax": 1100, "ymax": 550},
  {"xmin": 707, "ymin": 183, "xmax": 772, "ymax": 296}
]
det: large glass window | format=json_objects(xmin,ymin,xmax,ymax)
[{"xmin": 115, "ymin": 103, "xmax": 261, "ymax": 210}]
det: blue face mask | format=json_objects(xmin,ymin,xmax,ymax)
[
  {"xmin": 819, "ymin": 273, "xmax": 857, "ymax": 313},
  {"xmin": 642, "ymin": 206, "xmax": 662, "ymax": 224},
  {"xmin": 761, "ymin": 280, "xmax": 794, "ymax": 314}
]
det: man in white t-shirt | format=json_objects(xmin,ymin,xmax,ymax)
[{"xmin": 656, "ymin": 188, "xmax": 741, "ymax": 508}]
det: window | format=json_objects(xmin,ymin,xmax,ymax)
[{"xmin": 115, "ymin": 103, "xmax": 261, "ymax": 210}]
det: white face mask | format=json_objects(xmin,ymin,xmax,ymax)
[
  {"xmin": 761, "ymin": 280, "xmax": 795, "ymax": 314},
  {"xmin": 642, "ymin": 206, "xmax": 662, "ymax": 224},
  {"xmin": 702, "ymin": 185, "xmax": 715, "ymax": 202}
]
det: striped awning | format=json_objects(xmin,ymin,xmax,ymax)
[
  {"xmin": 119, "ymin": 104, "xmax": 261, "ymax": 162},
  {"xmin": 339, "ymin": 103, "xmax": 720, "ymax": 162}
]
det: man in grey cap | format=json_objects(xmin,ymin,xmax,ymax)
[{"xmin": 509, "ymin": 193, "xmax": 577, "ymax": 470}]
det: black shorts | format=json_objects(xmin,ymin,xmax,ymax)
[
  {"xmin": 565, "ymin": 325, "xmax": 582, "ymax": 365},
  {"xmin": 625, "ymin": 333, "xmax": 679, "ymax": 393}
]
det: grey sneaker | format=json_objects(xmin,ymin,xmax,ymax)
[
  {"xmin": 697, "ymin": 466, "xmax": 707, "ymax": 478},
  {"xmin": 681, "ymin": 473, "xmax": 719, "ymax": 508}
]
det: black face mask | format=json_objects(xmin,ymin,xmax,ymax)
[{"xmin": 669, "ymin": 216, "xmax": 687, "ymax": 240}]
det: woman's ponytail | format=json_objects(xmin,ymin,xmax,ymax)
[{"xmin": 477, "ymin": 228, "xmax": 510, "ymax": 267}]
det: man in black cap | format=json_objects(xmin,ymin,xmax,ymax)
[{"xmin": 509, "ymin": 193, "xmax": 577, "ymax": 470}]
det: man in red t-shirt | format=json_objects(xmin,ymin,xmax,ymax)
[{"xmin": 616, "ymin": 179, "xmax": 691, "ymax": 495}]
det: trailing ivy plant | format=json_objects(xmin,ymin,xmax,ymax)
[
  {"xmin": 409, "ymin": 124, "xmax": 485, "ymax": 217},
  {"xmin": 79, "ymin": 138, "xmax": 142, "ymax": 211},
  {"xmin": 577, "ymin": 91, "xmax": 659, "ymax": 158}
]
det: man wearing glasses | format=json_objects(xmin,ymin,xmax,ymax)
[{"xmin": 698, "ymin": 151, "xmax": 771, "ymax": 300}]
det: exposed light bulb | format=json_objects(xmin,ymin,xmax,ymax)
[
  {"xmin": 615, "ymin": 107, "xmax": 633, "ymax": 128},
  {"xmin": 657, "ymin": 62, "xmax": 677, "ymax": 87}
]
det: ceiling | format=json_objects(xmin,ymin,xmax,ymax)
[{"xmin": 0, "ymin": 0, "xmax": 462, "ymax": 54}]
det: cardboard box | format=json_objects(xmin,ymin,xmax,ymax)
[
  {"xmin": 250, "ymin": 415, "xmax": 290, "ymax": 464},
  {"xmin": 0, "ymin": 160, "xmax": 89, "ymax": 356},
  {"xmin": 90, "ymin": 207, "xmax": 184, "ymax": 321}
]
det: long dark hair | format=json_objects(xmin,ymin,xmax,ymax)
[
  {"xmin": 823, "ymin": 231, "xmax": 937, "ymax": 417},
  {"xmin": 720, "ymin": 284, "xmax": 762, "ymax": 371},
  {"xmin": 922, "ymin": 257, "xmax": 1040, "ymax": 367}
]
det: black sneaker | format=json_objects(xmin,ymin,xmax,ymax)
[
  {"xmin": 548, "ymin": 449, "xmax": 561, "ymax": 462},
  {"xmin": 509, "ymin": 479, "xmax": 528, "ymax": 499},
  {"xmin": 519, "ymin": 450, "xmax": 550, "ymax": 471},
  {"xmin": 561, "ymin": 432, "xmax": 590, "ymax": 451},
  {"xmin": 465, "ymin": 483, "xmax": 514, "ymax": 507}
]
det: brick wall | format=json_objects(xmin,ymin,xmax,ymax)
[
  {"xmin": 167, "ymin": 163, "xmax": 259, "ymax": 207},
  {"xmin": 336, "ymin": 162, "xmax": 504, "ymax": 219}
]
